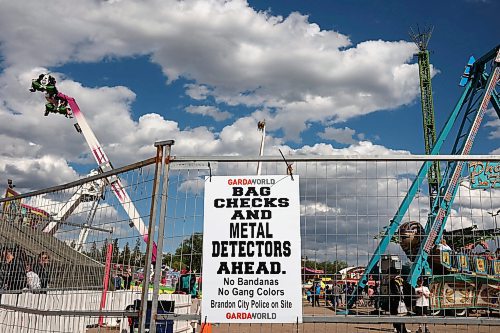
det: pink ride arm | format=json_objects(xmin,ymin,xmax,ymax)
[{"xmin": 57, "ymin": 93, "xmax": 158, "ymax": 262}]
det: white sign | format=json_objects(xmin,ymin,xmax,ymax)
[{"xmin": 202, "ymin": 175, "xmax": 302, "ymax": 323}]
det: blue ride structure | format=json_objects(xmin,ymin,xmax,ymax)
[{"xmin": 346, "ymin": 44, "xmax": 500, "ymax": 310}]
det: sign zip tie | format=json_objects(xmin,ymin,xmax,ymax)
[
  {"xmin": 279, "ymin": 149, "xmax": 294, "ymax": 181},
  {"xmin": 208, "ymin": 162, "xmax": 212, "ymax": 182}
]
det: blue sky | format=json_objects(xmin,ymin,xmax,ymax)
[
  {"xmin": 0, "ymin": 1, "xmax": 498, "ymax": 259},
  {"xmin": 47, "ymin": 0, "xmax": 500, "ymax": 164}
]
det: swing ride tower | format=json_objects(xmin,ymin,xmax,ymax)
[{"xmin": 409, "ymin": 26, "xmax": 441, "ymax": 208}]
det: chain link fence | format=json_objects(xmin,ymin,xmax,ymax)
[{"xmin": 1, "ymin": 151, "xmax": 499, "ymax": 332}]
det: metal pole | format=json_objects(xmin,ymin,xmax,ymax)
[
  {"xmin": 139, "ymin": 144, "xmax": 164, "ymax": 333},
  {"xmin": 98, "ymin": 233, "xmax": 113, "ymax": 327},
  {"xmin": 256, "ymin": 120, "xmax": 265, "ymax": 175},
  {"xmin": 492, "ymin": 211, "xmax": 499, "ymax": 249},
  {"xmin": 487, "ymin": 210, "xmax": 500, "ymax": 249},
  {"xmin": 149, "ymin": 140, "xmax": 175, "ymax": 333}
]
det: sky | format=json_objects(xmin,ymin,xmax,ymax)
[
  {"xmin": 0, "ymin": 0, "xmax": 498, "ymax": 189},
  {"xmin": 0, "ymin": 0, "xmax": 498, "ymax": 262}
]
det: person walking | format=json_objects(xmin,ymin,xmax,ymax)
[
  {"xmin": 112, "ymin": 265, "xmax": 123, "ymax": 290},
  {"xmin": 323, "ymin": 285, "xmax": 331, "ymax": 306},
  {"xmin": 373, "ymin": 281, "xmax": 381, "ymax": 312},
  {"xmin": 306, "ymin": 286, "xmax": 313, "ymax": 304},
  {"xmin": 368, "ymin": 285, "xmax": 375, "ymax": 306},
  {"xmin": 390, "ymin": 274, "xmax": 411, "ymax": 333},
  {"xmin": 312, "ymin": 281, "xmax": 321, "ymax": 307},
  {"xmin": 415, "ymin": 277, "xmax": 431, "ymax": 333},
  {"xmin": 333, "ymin": 283, "xmax": 342, "ymax": 308},
  {"xmin": 342, "ymin": 283, "xmax": 347, "ymax": 305}
]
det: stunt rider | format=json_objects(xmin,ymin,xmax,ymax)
[{"xmin": 29, "ymin": 74, "xmax": 72, "ymax": 118}]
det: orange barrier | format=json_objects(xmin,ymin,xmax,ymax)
[{"xmin": 200, "ymin": 322, "xmax": 212, "ymax": 333}]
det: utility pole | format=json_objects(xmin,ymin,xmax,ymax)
[{"xmin": 409, "ymin": 26, "xmax": 441, "ymax": 208}]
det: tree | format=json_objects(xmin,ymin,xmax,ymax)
[
  {"xmin": 112, "ymin": 238, "xmax": 120, "ymax": 262},
  {"xmin": 121, "ymin": 242, "xmax": 131, "ymax": 265},
  {"xmin": 302, "ymin": 258, "xmax": 348, "ymax": 275},
  {"xmin": 100, "ymin": 239, "xmax": 109, "ymax": 262},
  {"xmin": 174, "ymin": 233, "xmax": 203, "ymax": 272},
  {"xmin": 89, "ymin": 241, "xmax": 98, "ymax": 259},
  {"xmin": 131, "ymin": 238, "xmax": 143, "ymax": 267},
  {"xmin": 162, "ymin": 252, "xmax": 173, "ymax": 267},
  {"xmin": 319, "ymin": 260, "xmax": 348, "ymax": 274}
]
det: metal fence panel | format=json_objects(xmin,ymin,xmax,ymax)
[{"xmin": 1, "ymin": 154, "xmax": 499, "ymax": 332}]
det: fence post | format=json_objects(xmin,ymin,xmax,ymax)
[
  {"xmin": 149, "ymin": 140, "xmax": 175, "ymax": 333},
  {"xmin": 98, "ymin": 232, "xmax": 113, "ymax": 327},
  {"xmin": 139, "ymin": 142, "xmax": 166, "ymax": 333}
]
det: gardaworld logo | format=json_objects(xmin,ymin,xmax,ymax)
[
  {"xmin": 225, "ymin": 312, "xmax": 277, "ymax": 319},
  {"xmin": 227, "ymin": 178, "xmax": 276, "ymax": 186}
]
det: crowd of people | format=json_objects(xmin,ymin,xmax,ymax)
[
  {"xmin": 304, "ymin": 275, "xmax": 434, "ymax": 333},
  {"xmin": 305, "ymin": 281, "xmax": 379, "ymax": 308},
  {"xmin": 112, "ymin": 264, "xmax": 133, "ymax": 290},
  {"xmin": 0, "ymin": 245, "xmax": 50, "ymax": 293},
  {"xmin": 1, "ymin": 244, "xmax": 197, "ymax": 295}
]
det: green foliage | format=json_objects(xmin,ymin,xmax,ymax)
[
  {"xmin": 120, "ymin": 242, "xmax": 131, "ymax": 264},
  {"xmin": 302, "ymin": 259, "xmax": 348, "ymax": 274},
  {"xmin": 374, "ymin": 230, "xmax": 400, "ymax": 244},
  {"xmin": 101, "ymin": 239, "xmax": 109, "ymax": 259},
  {"xmin": 84, "ymin": 232, "xmax": 350, "ymax": 279},
  {"xmin": 89, "ymin": 241, "xmax": 98, "ymax": 260},
  {"xmin": 173, "ymin": 233, "xmax": 203, "ymax": 272},
  {"xmin": 112, "ymin": 238, "xmax": 120, "ymax": 261},
  {"xmin": 131, "ymin": 238, "xmax": 143, "ymax": 266}
]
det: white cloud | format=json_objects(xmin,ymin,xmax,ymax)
[
  {"xmin": 178, "ymin": 177, "xmax": 206, "ymax": 194},
  {"xmin": 0, "ymin": 0, "xmax": 421, "ymax": 141},
  {"xmin": 2, "ymin": 0, "xmax": 473, "ymax": 265},
  {"xmin": 0, "ymin": 1, "xmax": 426, "ymax": 189},
  {"xmin": 0, "ymin": 68, "xmax": 139, "ymax": 168},
  {"xmin": 485, "ymin": 109, "xmax": 500, "ymax": 143},
  {"xmin": 185, "ymin": 105, "xmax": 232, "ymax": 121},
  {"xmin": 185, "ymin": 84, "xmax": 210, "ymax": 100},
  {"xmin": 318, "ymin": 126, "xmax": 357, "ymax": 145},
  {"xmin": 0, "ymin": 155, "xmax": 79, "ymax": 191}
]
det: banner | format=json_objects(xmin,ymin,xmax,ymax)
[
  {"xmin": 458, "ymin": 254, "xmax": 470, "ymax": 272},
  {"xmin": 430, "ymin": 274, "xmax": 500, "ymax": 310},
  {"xmin": 202, "ymin": 175, "xmax": 302, "ymax": 323},
  {"xmin": 494, "ymin": 260, "xmax": 500, "ymax": 277},
  {"xmin": 1, "ymin": 188, "xmax": 22, "ymax": 223},
  {"xmin": 440, "ymin": 250, "xmax": 452, "ymax": 269},
  {"xmin": 475, "ymin": 257, "xmax": 487, "ymax": 274},
  {"xmin": 440, "ymin": 281, "xmax": 474, "ymax": 308},
  {"xmin": 469, "ymin": 161, "xmax": 500, "ymax": 189},
  {"xmin": 1, "ymin": 188, "xmax": 49, "ymax": 228},
  {"xmin": 477, "ymin": 283, "xmax": 500, "ymax": 308}
]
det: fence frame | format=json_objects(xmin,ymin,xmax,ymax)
[
  {"xmin": 158, "ymin": 153, "xmax": 500, "ymax": 327},
  {"xmin": 1, "ymin": 153, "xmax": 499, "ymax": 329}
]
